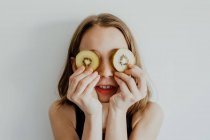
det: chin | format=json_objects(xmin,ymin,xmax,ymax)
[
  {"xmin": 98, "ymin": 98, "xmax": 109, "ymax": 103},
  {"xmin": 98, "ymin": 95, "xmax": 111, "ymax": 103},
  {"xmin": 97, "ymin": 92, "xmax": 117, "ymax": 103}
]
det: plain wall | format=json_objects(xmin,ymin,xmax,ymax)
[{"xmin": 0, "ymin": 0, "xmax": 210, "ymax": 140}]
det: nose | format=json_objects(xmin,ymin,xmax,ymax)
[{"xmin": 97, "ymin": 58, "xmax": 114, "ymax": 78}]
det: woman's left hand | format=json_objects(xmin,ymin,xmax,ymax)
[{"xmin": 110, "ymin": 64, "xmax": 148, "ymax": 113}]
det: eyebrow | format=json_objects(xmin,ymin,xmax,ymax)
[
  {"xmin": 89, "ymin": 49, "xmax": 102, "ymax": 56},
  {"xmin": 89, "ymin": 49, "xmax": 118, "ymax": 56}
]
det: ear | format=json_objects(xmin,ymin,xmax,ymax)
[{"xmin": 70, "ymin": 57, "xmax": 77, "ymax": 72}]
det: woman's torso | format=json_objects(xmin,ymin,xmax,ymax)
[
  {"xmin": 73, "ymin": 104, "xmax": 142, "ymax": 139},
  {"xmin": 59, "ymin": 104, "xmax": 143, "ymax": 138}
]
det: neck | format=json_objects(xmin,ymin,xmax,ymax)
[{"xmin": 102, "ymin": 102, "xmax": 109, "ymax": 132}]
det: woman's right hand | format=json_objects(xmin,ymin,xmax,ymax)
[{"xmin": 67, "ymin": 66, "xmax": 102, "ymax": 116}]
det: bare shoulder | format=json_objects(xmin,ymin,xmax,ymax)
[
  {"xmin": 130, "ymin": 101, "xmax": 164, "ymax": 139},
  {"xmin": 48, "ymin": 100, "xmax": 79, "ymax": 140},
  {"xmin": 143, "ymin": 101, "xmax": 164, "ymax": 119},
  {"xmin": 132, "ymin": 101, "xmax": 164, "ymax": 126},
  {"xmin": 48, "ymin": 100, "xmax": 76, "ymax": 128}
]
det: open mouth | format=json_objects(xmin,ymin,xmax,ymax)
[{"xmin": 95, "ymin": 85, "xmax": 118, "ymax": 95}]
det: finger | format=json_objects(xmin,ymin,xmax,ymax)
[
  {"xmin": 82, "ymin": 75, "xmax": 100, "ymax": 97},
  {"xmin": 68, "ymin": 66, "xmax": 88, "ymax": 94},
  {"xmin": 70, "ymin": 66, "xmax": 93, "ymax": 80},
  {"xmin": 125, "ymin": 66, "xmax": 147, "ymax": 99},
  {"xmin": 71, "ymin": 65, "xmax": 86, "ymax": 77},
  {"xmin": 73, "ymin": 71, "xmax": 99, "ymax": 96},
  {"xmin": 124, "ymin": 64, "xmax": 144, "ymax": 80},
  {"xmin": 68, "ymin": 67, "xmax": 93, "ymax": 96},
  {"xmin": 114, "ymin": 76, "xmax": 131, "ymax": 98},
  {"xmin": 124, "ymin": 65, "xmax": 145, "ymax": 89},
  {"xmin": 114, "ymin": 72, "xmax": 139, "ymax": 95}
]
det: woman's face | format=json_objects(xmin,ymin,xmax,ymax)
[{"xmin": 78, "ymin": 25, "xmax": 128, "ymax": 103}]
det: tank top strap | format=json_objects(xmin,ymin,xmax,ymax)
[
  {"xmin": 126, "ymin": 112, "xmax": 133, "ymax": 137},
  {"xmin": 75, "ymin": 105, "xmax": 85, "ymax": 139}
]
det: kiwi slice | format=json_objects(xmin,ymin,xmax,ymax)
[
  {"xmin": 112, "ymin": 48, "xmax": 136, "ymax": 72},
  {"xmin": 75, "ymin": 50, "xmax": 100, "ymax": 71}
]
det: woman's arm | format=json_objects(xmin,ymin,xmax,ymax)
[
  {"xmin": 104, "ymin": 102, "xmax": 164, "ymax": 140},
  {"xmin": 51, "ymin": 66, "xmax": 103, "ymax": 140},
  {"xmin": 82, "ymin": 112, "xmax": 103, "ymax": 140},
  {"xmin": 105, "ymin": 107, "xmax": 128, "ymax": 140},
  {"xmin": 105, "ymin": 64, "xmax": 164, "ymax": 140}
]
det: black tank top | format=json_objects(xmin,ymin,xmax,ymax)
[{"xmin": 74, "ymin": 105, "xmax": 132, "ymax": 139}]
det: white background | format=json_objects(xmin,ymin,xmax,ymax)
[{"xmin": 0, "ymin": 0, "xmax": 210, "ymax": 140}]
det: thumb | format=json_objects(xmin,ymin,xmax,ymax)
[{"xmin": 92, "ymin": 89, "xmax": 99, "ymax": 99}]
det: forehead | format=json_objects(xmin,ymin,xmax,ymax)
[{"xmin": 79, "ymin": 25, "xmax": 128, "ymax": 54}]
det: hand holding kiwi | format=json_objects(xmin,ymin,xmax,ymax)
[
  {"xmin": 67, "ymin": 66, "xmax": 102, "ymax": 116},
  {"xmin": 75, "ymin": 48, "xmax": 136, "ymax": 72}
]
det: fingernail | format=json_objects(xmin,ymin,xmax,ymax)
[
  {"xmin": 86, "ymin": 66, "xmax": 93, "ymax": 72},
  {"xmin": 90, "ymin": 67, "xmax": 93, "ymax": 72},
  {"xmin": 127, "ymin": 63, "xmax": 133, "ymax": 67},
  {"xmin": 114, "ymin": 76, "xmax": 120, "ymax": 80},
  {"xmin": 114, "ymin": 72, "xmax": 119, "ymax": 75},
  {"xmin": 114, "ymin": 74, "xmax": 118, "ymax": 78}
]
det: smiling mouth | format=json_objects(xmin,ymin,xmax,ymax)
[{"xmin": 95, "ymin": 85, "xmax": 118, "ymax": 95}]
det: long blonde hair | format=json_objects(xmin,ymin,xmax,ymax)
[{"xmin": 57, "ymin": 13, "xmax": 152, "ymax": 115}]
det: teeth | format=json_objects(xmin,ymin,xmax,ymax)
[{"xmin": 99, "ymin": 85, "xmax": 112, "ymax": 89}]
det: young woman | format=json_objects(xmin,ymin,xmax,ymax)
[{"xmin": 48, "ymin": 13, "xmax": 164, "ymax": 140}]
